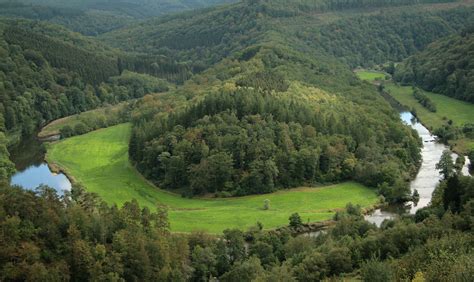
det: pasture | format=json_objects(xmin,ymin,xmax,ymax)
[{"xmin": 47, "ymin": 124, "xmax": 379, "ymax": 233}]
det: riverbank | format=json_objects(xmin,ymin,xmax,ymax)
[
  {"xmin": 356, "ymin": 70, "xmax": 474, "ymax": 156},
  {"xmin": 45, "ymin": 123, "xmax": 380, "ymax": 234},
  {"xmin": 384, "ymin": 83, "xmax": 474, "ymax": 154}
]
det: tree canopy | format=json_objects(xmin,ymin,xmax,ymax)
[{"xmin": 395, "ymin": 31, "xmax": 474, "ymax": 103}]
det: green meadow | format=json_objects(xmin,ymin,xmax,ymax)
[
  {"xmin": 47, "ymin": 123, "xmax": 378, "ymax": 233},
  {"xmin": 384, "ymin": 83, "xmax": 474, "ymax": 152},
  {"xmin": 355, "ymin": 70, "xmax": 388, "ymax": 82}
]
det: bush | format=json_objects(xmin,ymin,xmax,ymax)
[
  {"xmin": 73, "ymin": 122, "xmax": 90, "ymax": 135},
  {"xmin": 289, "ymin": 213, "xmax": 302, "ymax": 228},
  {"xmin": 413, "ymin": 88, "xmax": 436, "ymax": 112},
  {"xmin": 263, "ymin": 199, "xmax": 270, "ymax": 210},
  {"xmin": 361, "ymin": 259, "xmax": 393, "ymax": 282},
  {"xmin": 60, "ymin": 125, "xmax": 74, "ymax": 138}
]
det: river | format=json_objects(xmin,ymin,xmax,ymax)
[
  {"xmin": 8, "ymin": 112, "xmax": 470, "ymax": 224},
  {"xmin": 8, "ymin": 134, "xmax": 71, "ymax": 195},
  {"xmin": 365, "ymin": 111, "xmax": 471, "ymax": 226}
]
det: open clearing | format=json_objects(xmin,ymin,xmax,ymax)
[
  {"xmin": 46, "ymin": 124, "xmax": 378, "ymax": 233},
  {"xmin": 355, "ymin": 70, "xmax": 388, "ymax": 81}
]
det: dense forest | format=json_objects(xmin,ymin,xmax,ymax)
[
  {"xmin": 101, "ymin": 1, "xmax": 473, "ymax": 69},
  {"xmin": 130, "ymin": 85, "xmax": 420, "ymax": 200},
  {"xmin": 122, "ymin": 1, "xmax": 474, "ymax": 200},
  {"xmin": 0, "ymin": 2, "xmax": 135, "ymax": 35},
  {"xmin": 0, "ymin": 0, "xmax": 237, "ymax": 21},
  {"xmin": 0, "ymin": 19, "xmax": 193, "ymax": 140},
  {"xmin": 1, "ymin": 0, "xmax": 474, "ymax": 280},
  {"xmin": 1, "ymin": 163, "xmax": 472, "ymax": 280},
  {"xmin": 394, "ymin": 30, "xmax": 474, "ymax": 103}
]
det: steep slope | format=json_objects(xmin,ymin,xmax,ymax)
[{"xmin": 394, "ymin": 30, "xmax": 474, "ymax": 103}]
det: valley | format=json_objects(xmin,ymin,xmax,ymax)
[
  {"xmin": 1, "ymin": 0, "xmax": 474, "ymax": 281},
  {"xmin": 45, "ymin": 123, "xmax": 378, "ymax": 233},
  {"xmin": 357, "ymin": 70, "xmax": 474, "ymax": 154}
]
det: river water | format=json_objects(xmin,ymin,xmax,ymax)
[
  {"xmin": 8, "ymin": 112, "xmax": 470, "ymax": 222},
  {"xmin": 8, "ymin": 135, "xmax": 71, "ymax": 195},
  {"xmin": 365, "ymin": 111, "xmax": 471, "ymax": 226}
]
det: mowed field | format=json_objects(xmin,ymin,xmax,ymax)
[{"xmin": 46, "ymin": 123, "xmax": 378, "ymax": 233}]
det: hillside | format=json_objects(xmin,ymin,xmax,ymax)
[
  {"xmin": 100, "ymin": 0, "xmax": 474, "ymax": 199},
  {"xmin": 114, "ymin": 1, "xmax": 473, "ymax": 200},
  {"xmin": 0, "ymin": 2, "xmax": 135, "ymax": 35},
  {"xmin": 1, "ymin": 1, "xmax": 474, "ymax": 281},
  {"xmin": 0, "ymin": 1, "xmax": 237, "ymax": 35},
  {"xmin": 0, "ymin": 19, "xmax": 176, "ymax": 141},
  {"xmin": 394, "ymin": 30, "xmax": 474, "ymax": 103},
  {"xmin": 0, "ymin": 0, "xmax": 237, "ymax": 18}
]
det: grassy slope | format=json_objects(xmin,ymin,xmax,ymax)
[{"xmin": 46, "ymin": 123, "xmax": 378, "ymax": 233}]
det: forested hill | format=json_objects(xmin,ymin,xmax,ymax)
[
  {"xmin": 394, "ymin": 30, "xmax": 474, "ymax": 103},
  {"xmin": 2, "ymin": 21, "xmax": 190, "ymax": 84},
  {"xmin": 0, "ymin": 20, "xmax": 177, "ymax": 150},
  {"xmin": 0, "ymin": 2, "xmax": 135, "ymax": 35},
  {"xmin": 0, "ymin": 0, "xmax": 237, "ymax": 18},
  {"xmin": 122, "ymin": 2, "xmax": 469, "ymax": 200},
  {"xmin": 101, "ymin": 1, "xmax": 473, "ymax": 69}
]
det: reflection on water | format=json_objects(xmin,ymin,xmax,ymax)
[
  {"xmin": 10, "ymin": 163, "xmax": 71, "ymax": 194},
  {"xmin": 8, "ymin": 134, "xmax": 45, "ymax": 171},
  {"xmin": 9, "ymin": 134, "xmax": 72, "ymax": 195}
]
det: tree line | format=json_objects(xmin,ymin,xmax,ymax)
[
  {"xmin": 0, "ymin": 163, "xmax": 472, "ymax": 281},
  {"xmin": 413, "ymin": 88, "xmax": 437, "ymax": 112}
]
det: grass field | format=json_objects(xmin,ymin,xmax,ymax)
[
  {"xmin": 355, "ymin": 70, "xmax": 388, "ymax": 82},
  {"xmin": 46, "ymin": 123, "xmax": 379, "ymax": 233},
  {"xmin": 384, "ymin": 83, "xmax": 474, "ymax": 153}
]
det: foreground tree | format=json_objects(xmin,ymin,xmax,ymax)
[{"xmin": 436, "ymin": 150, "xmax": 455, "ymax": 180}]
